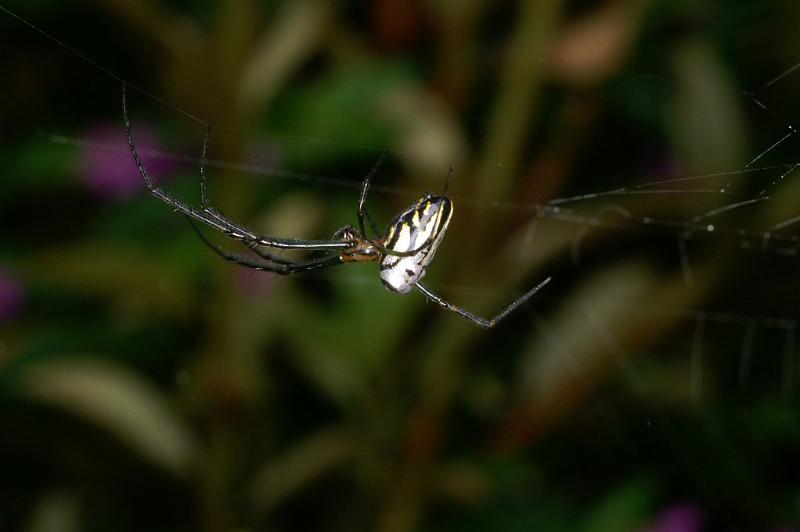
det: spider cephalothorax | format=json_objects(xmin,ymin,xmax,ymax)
[
  {"xmin": 123, "ymin": 83, "xmax": 549, "ymax": 327},
  {"xmin": 334, "ymin": 226, "xmax": 381, "ymax": 263}
]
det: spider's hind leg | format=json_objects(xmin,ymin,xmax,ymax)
[
  {"xmin": 442, "ymin": 164, "xmax": 454, "ymax": 196},
  {"xmin": 414, "ymin": 277, "xmax": 551, "ymax": 328}
]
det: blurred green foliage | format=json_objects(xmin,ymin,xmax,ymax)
[{"xmin": 2, "ymin": 1, "xmax": 800, "ymax": 531}]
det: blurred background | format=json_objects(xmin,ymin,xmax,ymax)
[{"xmin": 2, "ymin": 0, "xmax": 800, "ymax": 530}]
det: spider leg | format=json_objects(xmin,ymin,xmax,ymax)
[
  {"xmin": 122, "ymin": 83, "xmax": 350, "ymax": 252},
  {"xmin": 362, "ymin": 206, "xmax": 383, "ymax": 239},
  {"xmin": 442, "ymin": 163, "xmax": 454, "ymax": 196},
  {"xmin": 188, "ymin": 218, "xmax": 343, "ymax": 274},
  {"xmin": 354, "ymin": 151, "xmax": 442, "ymax": 258},
  {"xmin": 199, "ymin": 123, "xmax": 212, "ymax": 209},
  {"xmin": 193, "ymin": 123, "xmax": 304, "ymax": 263},
  {"xmin": 188, "ymin": 218, "xmax": 296, "ymax": 265},
  {"xmin": 414, "ymin": 276, "xmax": 551, "ymax": 328},
  {"xmin": 195, "ymin": 123, "xmax": 272, "ymax": 253},
  {"xmin": 243, "ymin": 238, "xmax": 321, "ymax": 263},
  {"xmin": 195, "ymin": 128, "xmax": 256, "ymax": 238},
  {"xmin": 358, "ymin": 150, "xmax": 387, "ymax": 238},
  {"xmin": 193, "ymin": 127, "xmax": 255, "ymax": 239}
]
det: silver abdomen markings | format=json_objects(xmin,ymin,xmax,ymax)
[{"xmin": 379, "ymin": 194, "xmax": 453, "ymax": 293}]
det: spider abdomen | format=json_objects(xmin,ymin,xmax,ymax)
[{"xmin": 379, "ymin": 194, "xmax": 453, "ymax": 293}]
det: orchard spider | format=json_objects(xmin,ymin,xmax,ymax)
[{"xmin": 122, "ymin": 84, "xmax": 550, "ymax": 328}]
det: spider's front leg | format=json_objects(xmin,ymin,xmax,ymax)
[
  {"xmin": 357, "ymin": 151, "xmax": 387, "ymax": 238},
  {"xmin": 192, "ymin": 124, "xmax": 256, "ymax": 238},
  {"xmin": 123, "ymin": 83, "xmax": 355, "ymax": 256}
]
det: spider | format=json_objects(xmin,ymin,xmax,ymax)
[{"xmin": 122, "ymin": 84, "xmax": 551, "ymax": 328}]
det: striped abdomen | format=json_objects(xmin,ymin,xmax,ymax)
[{"xmin": 379, "ymin": 194, "xmax": 453, "ymax": 294}]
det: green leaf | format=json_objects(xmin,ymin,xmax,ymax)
[
  {"xmin": 265, "ymin": 62, "xmax": 418, "ymax": 165},
  {"xmin": 581, "ymin": 477, "xmax": 656, "ymax": 532}
]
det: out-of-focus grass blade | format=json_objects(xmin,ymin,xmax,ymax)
[
  {"xmin": 274, "ymin": 271, "xmax": 416, "ymax": 406},
  {"xmin": 26, "ymin": 243, "xmax": 195, "ymax": 317},
  {"xmin": 250, "ymin": 426, "xmax": 351, "ymax": 514},
  {"xmin": 24, "ymin": 491, "xmax": 80, "ymax": 532},
  {"xmin": 239, "ymin": 0, "xmax": 333, "ymax": 113},
  {"xmin": 18, "ymin": 357, "xmax": 199, "ymax": 476},
  {"xmin": 499, "ymin": 260, "xmax": 698, "ymax": 450}
]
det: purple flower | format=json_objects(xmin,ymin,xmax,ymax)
[
  {"xmin": 643, "ymin": 503, "xmax": 705, "ymax": 532},
  {"xmin": 0, "ymin": 269, "xmax": 25, "ymax": 323},
  {"xmin": 79, "ymin": 122, "xmax": 175, "ymax": 200}
]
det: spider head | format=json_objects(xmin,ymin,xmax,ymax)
[
  {"xmin": 335, "ymin": 225, "xmax": 381, "ymax": 263},
  {"xmin": 333, "ymin": 224, "xmax": 361, "ymax": 242}
]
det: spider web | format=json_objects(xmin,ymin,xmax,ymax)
[{"xmin": 4, "ymin": 3, "xmax": 800, "ymax": 405}]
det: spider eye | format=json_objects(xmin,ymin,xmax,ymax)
[{"xmin": 334, "ymin": 225, "xmax": 359, "ymax": 242}]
